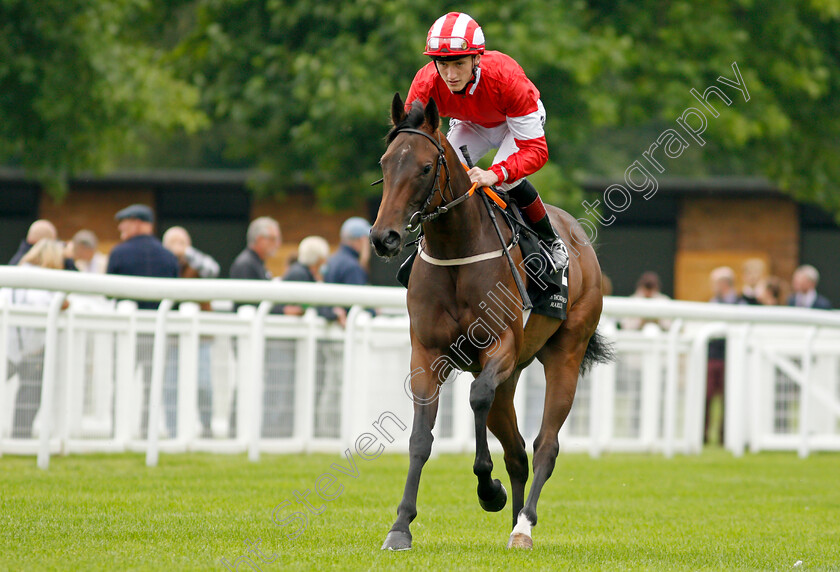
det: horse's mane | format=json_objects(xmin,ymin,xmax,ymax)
[{"xmin": 386, "ymin": 100, "xmax": 426, "ymax": 144}]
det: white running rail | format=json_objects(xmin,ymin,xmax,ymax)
[{"xmin": 1, "ymin": 266, "xmax": 839, "ymax": 469}]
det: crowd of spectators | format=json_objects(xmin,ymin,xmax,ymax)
[
  {"xmin": 2, "ymin": 205, "xmax": 374, "ymax": 439},
  {"xmin": 3, "ymin": 205, "xmax": 374, "ymax": 317},
  {"xmin": 3, "ymin": 205, "xmax": 835, "ymax": 442},
  {"xmin": 8, "ymin": 208, "xmax": 830, "ymax": 319},
  {"xmin": 614, "ymin": 259, "xmax": 833, "ymax": 447}
]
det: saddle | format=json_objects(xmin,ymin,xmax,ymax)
[{"xmin": 396, "ymin": 194, "xmax": 569, "ymax": 320}]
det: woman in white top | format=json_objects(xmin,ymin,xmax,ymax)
[{"xmin": 2, "ymin": 239, "xmax": 67, "ymax": 438}]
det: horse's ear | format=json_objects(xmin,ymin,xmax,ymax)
[
  {"xmin": 391, "ymin": 93, "xmax": 406, "ymax": 125},
  {"xmin": 424, "ymin": 98, "xmax": 440, "ymax": 131}
]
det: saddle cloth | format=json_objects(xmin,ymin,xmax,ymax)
[{"xmin": 510, "ymin": 204, "xmax": 569, "ymax": 321}]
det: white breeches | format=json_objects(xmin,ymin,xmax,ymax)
[{"xmin": 447, "ymin": 99, "xmax": 546, "ymax": 191}]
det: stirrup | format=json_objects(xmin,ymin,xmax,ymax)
[{"xmin": 542, "ymin": 238, "xmax": 568, "ymax": 274}]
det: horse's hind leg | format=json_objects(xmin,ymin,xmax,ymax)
[
  {"xmin": 511, "ymin": 322, "xmax": 592, "ymax": 549},
  {"xmin": 486, "ymin": 367, "xmax": 529, "ymax": 531}
]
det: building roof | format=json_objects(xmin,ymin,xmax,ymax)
[
  {"xmin": 582, "ymin": 176, "xmax": 781, "ymax": 196},
  {"xmin": 0, "ymin": 167, "xmax": 266, "ymax": 189}
]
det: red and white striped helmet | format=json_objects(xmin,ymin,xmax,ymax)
[{"xmin": 424, "ymin": 12, "xmax": 485, "ymax": 57}]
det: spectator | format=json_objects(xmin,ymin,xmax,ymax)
[
  {"xmin": 162, "ymin": 226, "xmax": 221, "ymax": 438},
  {"xmin": 9, "ymin": 220, "xmax": 57, "ymax": 265},
  {"xmin": 740, "ymin": 258, "xmax": 767, "ymax": 305},
  {"xmin": 788, "ymin": 264, "xmax": 832, "ymax": 309},
  {"xmin": 705, "ymin": 266, "xmax": 745, "ymax": 446},
  {"xmin": 755, "ymin": 276, "xmax": 786, "ymax": 306},
  {"xmin": 620, "ymin": 271, "xmax": 671, "ymax": 331},
  {"xmin": 9, "ymin": 219, "xmax": 77, "ymax": 270},
  {"xmin": 71, "ymin": 230, "xmax": 108, "ymax": 273},
  {"xmin": 106, "ymin": 204, "xmax": 179, "ymax": 309},
  {"xmin": 64, "ymin": 230, "xmax": 111, "ymax": 311},
  {"xmin": 230, "ymin": 216, "xmax": 281, "ymax": 281},
  {"xmin": 106, "ymin": 205, "xmax": 179, "ymax": 438},
  {"xmin": 163, "ymin": 225, "xmax": 220, "ymax": 313},
  {"xmin": 319, "ymin": 217, "xmax": 372, "ymax": 326},
  {"xmin": 227, "ymin": 216, "xmax": 286, "ymax": 437},
  {"xmin": 2, "ymin": 239, "xmax": 69, "ymax": 438},
  {"xmin": 281, "ymin": 235, "xmax": 330, "ymax": 316},
  {"xmin": 162, "ymin": 226, "xmax": 220, "ymax": 281},
  {"xmin": 229, "ymin": 216, "xmax": 282, "ymax": 313},
  {"xmin": 709, "ymin": 266, "xmax": 743, "ymax": 305}
]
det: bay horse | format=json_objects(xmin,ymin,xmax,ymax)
[{"xmin": 370, "ymin": 94, "xmax": 610, "ymax": 550}]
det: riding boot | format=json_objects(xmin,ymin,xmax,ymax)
[{"xmin": 508, "ymin": 179, "xmax": 568, "ymax": 274}]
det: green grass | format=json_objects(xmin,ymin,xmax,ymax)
[{"xmin": 1, "ymin": 449, "xmax": 839, "ymax": 571}]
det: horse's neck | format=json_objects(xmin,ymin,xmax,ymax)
[{"xmin": 422, "ymin": 174, "xmax": 499, "ymax": 261}]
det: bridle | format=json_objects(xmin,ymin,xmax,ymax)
[
  {"xmin": 373, "ymin": 127, "xmax": 475, "ymax": 232},
  {"xmin": 372, "ymin": 119, "xmax": 530, "ymax": 308}
]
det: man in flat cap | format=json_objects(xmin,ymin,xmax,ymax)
[
  {"xmin": 107, "ymin": 204, "xmax": 180, "ymax": 439},
  {"xmin": 106, "ymin": 204, "xmax": 179, "ymax": 310}
]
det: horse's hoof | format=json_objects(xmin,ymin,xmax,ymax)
[
  {"xmin": 507, "ymin": 532, "xmax": 533, "ymax": 549},
  {"xmin": 381, "ymin": 530, "xmax": 412, "ymax": 551},
  {"xmin": 478, "ymin": 479, "xmax": 507, "ymax": 512}
]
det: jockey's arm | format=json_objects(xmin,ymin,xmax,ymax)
[
  {"xmin": 467, "ymin": 103, "xmax": 548, "ymax": 188},
  {"xmin": 489, "ymin": 109, "xmax": 549, "ymax": 186}
]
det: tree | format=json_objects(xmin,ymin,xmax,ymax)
[
  {"xmin": 565, "ymin": 0, "xmax": 840, "ymax": 217},
  {"xmin": 175, "ymin": 0, "xmax": 428, "ymax": 207},
  {"xmin": 6, "ymin": 1, "xmax": 839, "ymax": 218},
  {"xmin": 0, "ymin": 0, "xmax": 206, "ymax": 194},
  {"xmin": 177, "ymin": 0, "xmax": 840, "ymax": 218}
]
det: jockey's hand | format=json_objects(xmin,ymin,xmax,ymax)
[{"xmin": 467, "ymin": 167, "xmax": 499, "ymax": 188}]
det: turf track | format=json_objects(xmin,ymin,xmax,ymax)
[{"xmin": 1, "ymin": 449, "xmax": 838, "ymax": 570}]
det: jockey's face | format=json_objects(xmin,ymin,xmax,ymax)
[{"xmin": 435, "ymin": 55, "xmax": 480, "ymax": 93}]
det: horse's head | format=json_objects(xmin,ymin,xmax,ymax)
[{"xmin": 370, "ymin": 93, "xmax": 447, "ymax": 258}]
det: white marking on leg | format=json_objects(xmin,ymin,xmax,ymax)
[{"xmin": 512, "ymin": 513, "xmax": 532, "ymax": 537}]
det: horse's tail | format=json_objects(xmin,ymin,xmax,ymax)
[{"xmin": 579, "ymin": 329, "xmax": 615, "ymax": 376}]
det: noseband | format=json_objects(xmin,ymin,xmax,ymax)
[{"xmin": 376, "ymin": 127, "xmax": 475, "ymax": 232}]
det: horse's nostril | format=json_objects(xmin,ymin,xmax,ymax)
[
  {"xmin": 383, "ymin": 231, "xmax": 401, "ymax": 249},
  {"xmin": 371, "ymin": 228, "xmax": 402, "ymax": 257}
]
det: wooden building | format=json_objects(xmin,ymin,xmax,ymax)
[{"xmin": 586, "ymin": 177, "xmax": 840, "ymax": 304}]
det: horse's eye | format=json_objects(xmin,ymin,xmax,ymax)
[{"xmin": 422, "ymin": 164, "xmax": 432, "ymax": 176}]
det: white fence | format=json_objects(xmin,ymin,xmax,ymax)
[{"xmin": 1, "ymin": 267, "xmax": 839, "ymax": 469}]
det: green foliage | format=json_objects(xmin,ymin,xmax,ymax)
[
  {"xmin": 2, "ymin": 1, "xmax": 839, "ymax": 217},
  {"xmin": 177, "ymin": 0, "xmax": 443, "ymax": 207},
  {"xmin": 579, "ymin": 0, "xmax": 840, "ymax": 216},
  {"xmin": 176, "ymin": 0, "xmax": 840, "ymax": 217},
  {"xmin": 0, "ymin": 0, "xmax": 206, "ymax": 195}
]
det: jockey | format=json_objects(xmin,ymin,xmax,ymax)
[{"xmin": 406, "ymin": 11, "xmax": 568, "ymax": 273}]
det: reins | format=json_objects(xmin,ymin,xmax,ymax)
[{"xmin": 373, "ymin": 125, "xmax": 532, "ymax": 310}]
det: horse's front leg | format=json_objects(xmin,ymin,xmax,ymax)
[
  {"xmin": 471, "ymin": 337, "xmax": 518, "ymax": 514},
  {"xmin": 381, "ymin": 354, "xmax": 441, "ymax": 551}
]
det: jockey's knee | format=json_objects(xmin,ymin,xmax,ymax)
[{"xmin": 506, "ymin": 178, "xmax": 539, "ymax": 202}]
